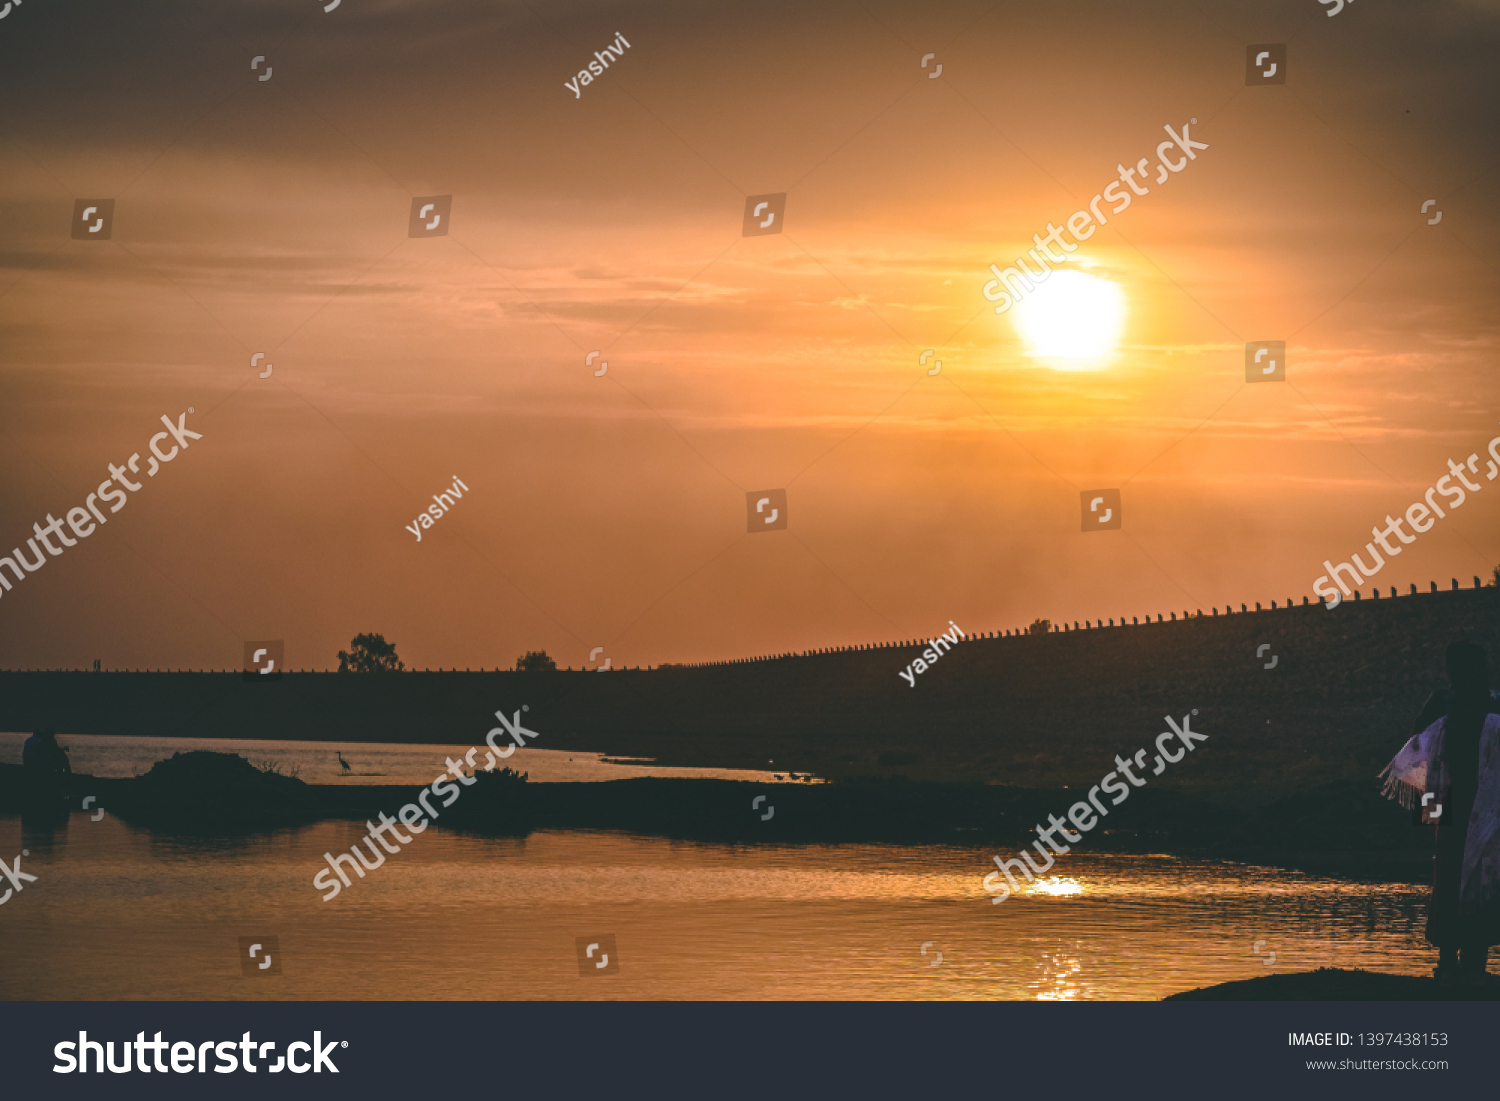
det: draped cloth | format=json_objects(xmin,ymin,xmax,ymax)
[{"xmin": 1381, "ymin": 714, "xmax": 1500, "ymax": 944}]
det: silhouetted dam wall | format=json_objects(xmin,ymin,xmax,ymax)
[{"xmin": 2, "ymin": 585, "xmax": 1496, "ymax": 795}]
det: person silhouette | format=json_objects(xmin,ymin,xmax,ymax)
[
  {"xmin": 20, "ymin": 727, "xmax": 72, "ymax": 819},
  {"xmin": 22, "ymin": 727, "xmax": 71, "ymax": 779},
  {"xmin": 337, "ymin": 751, "xmax": 352, "ymax": 775},
  {"xmin": 1383, "ymin": 641, "xmax": 1500, "ymax": 985}
]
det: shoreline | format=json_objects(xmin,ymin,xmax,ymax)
[{"xmin": 1, "ymin": 761, "xmax": 1438, "ymax": 887}]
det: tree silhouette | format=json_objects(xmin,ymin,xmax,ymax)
[
  {"xmin": 1027, "ymin": 618, "xmax": 1052, "ymax": 636},
  {"xmin": 516, "ymin": 650, "xmax": 557, "ymax": 672},
  {"xmin": 337, "ymin": 633, "xmax": 405, "ymax": 673}
]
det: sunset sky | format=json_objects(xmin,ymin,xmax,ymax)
[{"xmin": 1, "ymin": 0, "xmax": 1497, "ymax": 673}]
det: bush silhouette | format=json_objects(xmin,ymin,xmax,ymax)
[{"xmin": 337, "ymin": 633, "xmax": 405, "ymax": 673}]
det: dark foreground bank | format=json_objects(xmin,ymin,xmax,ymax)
[{"xmin": 1167, "ymin": 968, "xmax": 1500, "ymax": 1001}]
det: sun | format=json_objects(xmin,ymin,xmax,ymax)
[{"xmin": 1011, "ymin": 270, "xmax": 1125, "ymax": 367}]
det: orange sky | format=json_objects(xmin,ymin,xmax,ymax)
[{"xmin": 1, "ymin": 0, "xmax": 1498, "ymax": 672}]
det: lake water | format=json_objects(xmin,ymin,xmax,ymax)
[
  {"xmin": 0, "ymin": 732, "xmax": 806, "ymax": 786},
  {"xmin": 0, "ymin": 810, "xmax": 1435, "ymax": 1001}
]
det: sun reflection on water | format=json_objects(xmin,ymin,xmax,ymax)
[
  {"xmin": 1026, "ymin": 876, "xmax": 1085, "ymax": 897},
  {"xmin": 1036, "ymin": 951, "xmax": 1085, "ymax": 1001}
]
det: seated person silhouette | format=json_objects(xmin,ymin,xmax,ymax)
[
  {"xmin": 22, "ymin": 727, "xmax": 71, "ymax": 776},
  {"xmin": 21, "ymin": 727, "xmax": 72, "ymax": 808}
]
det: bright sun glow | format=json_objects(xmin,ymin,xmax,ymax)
[
  {"xmin": 1011, "ymin": 270, "xmax": 1125, "ymax": 367},
  {"xmin": 1027, "ymin": 877, "xmax": 1085, "ymax": 897}
]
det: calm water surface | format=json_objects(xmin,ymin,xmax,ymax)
[
  {"xmin": 0, "ymin": 732, "xmax": 804, "ymax": 786},
  {"xmin": 0, "ymin": 811, "xmax": 1433, "ymax": 1001}
]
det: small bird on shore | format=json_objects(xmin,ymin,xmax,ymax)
[{"xmin": 337, "ymin": 752, "xmax": 352, "ymax": 775}]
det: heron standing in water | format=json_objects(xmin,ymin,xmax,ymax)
[{"xmin": 337, "ymin": 751, "xmax": 352, "ymax": 775}]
